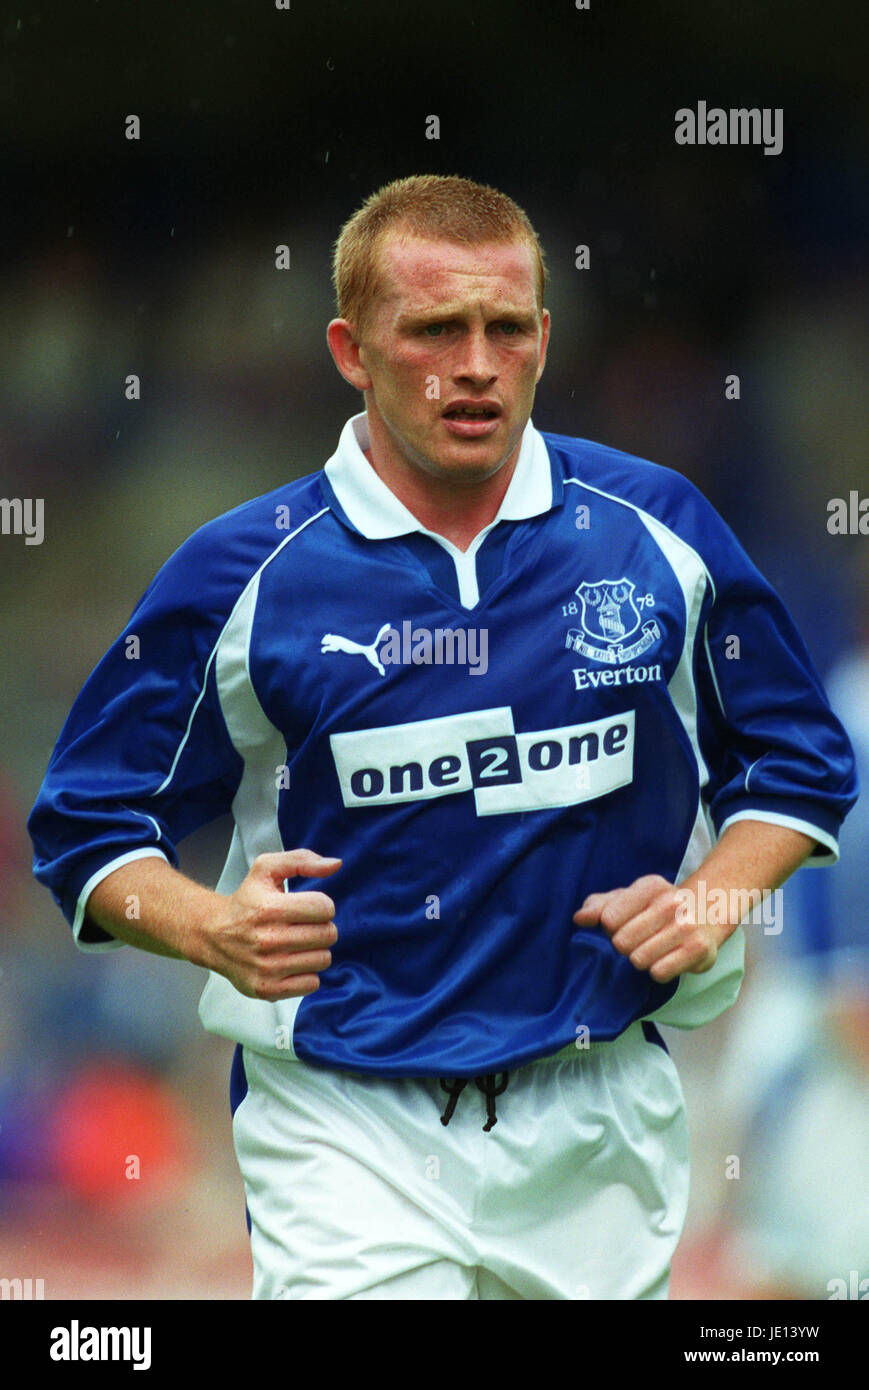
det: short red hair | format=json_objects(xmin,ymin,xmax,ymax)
[{"xmin": 332, "ymin": 174, "xmax": 548, "ymax": 329}]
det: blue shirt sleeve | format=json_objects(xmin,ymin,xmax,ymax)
[
  {"xmin": 689, "ymin": 488, "xmax": 858, "ymax": 862},
  {"xmin": 28, "ymin": 523, "xmax": 249, "ymax": 947}
]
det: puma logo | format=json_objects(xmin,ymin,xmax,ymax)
[{"xmin": 321, "ymin": 623, "xmax": 392, "ymax": 678}]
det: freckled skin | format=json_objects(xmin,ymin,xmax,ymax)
[{"xmin": 327, "ymin": 235, "xmax": 550, "ymax": 549}]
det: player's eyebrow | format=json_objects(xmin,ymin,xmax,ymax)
[{"xmin": 396, "ymin": 303, "xmax": 539, "ymax": 329}]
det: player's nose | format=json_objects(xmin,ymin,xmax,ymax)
[{"xmin": 453, "ymin": 327, "xmax": 498, "ymax": 384}]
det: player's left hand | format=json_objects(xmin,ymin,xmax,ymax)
[{"xmin": 573, "ymin": 874, "xmax": 721, "ymax": 984}]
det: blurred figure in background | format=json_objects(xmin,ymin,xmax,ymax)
[{"xmin": 711, "ymin": 549, "xmax": 868, "ymax": 1299}]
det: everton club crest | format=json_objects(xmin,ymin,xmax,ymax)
[{"xmin": 566, "ymin": 578, "xmax": 661, "ymax": 665}]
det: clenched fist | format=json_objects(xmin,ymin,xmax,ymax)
[
  {"xmin": 198, "ymin": 849, "xmax": 341, "ymax": 1002},
  {"xmin": 573, "ymin": 874, "xmax": 720, "ymax": 984}
]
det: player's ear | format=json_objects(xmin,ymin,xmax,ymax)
[
  {"xmin": 327, "ymin": 319, "xmax": 373, "ymax": 392},
  {"xmin": 535, "ymin": 308, "xmax": 551, "ymax": 382}
]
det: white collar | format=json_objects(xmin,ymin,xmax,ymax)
[{"xmin": 323, "ymin": 411, "xmax": 554, "ymax": 541}]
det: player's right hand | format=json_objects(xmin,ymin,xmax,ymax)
[{"xmin": 200, "ymin": 849, "xmax": 341, "ymax": 1002}]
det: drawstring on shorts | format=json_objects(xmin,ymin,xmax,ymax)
[{"xmin": 439, "ymin": 1072, "xmax": 510, "ymax": 1131}]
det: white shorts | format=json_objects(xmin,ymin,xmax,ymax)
[{"xmin": 231, "ymin": 1020, "xmax": 690, "ymax": 1300}]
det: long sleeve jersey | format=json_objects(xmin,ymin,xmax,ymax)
[{"xmin": 29, "ymin": 413, "xmax": 859, "ymax": 1075}]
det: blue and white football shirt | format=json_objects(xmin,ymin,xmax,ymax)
[{"xmin": 29, "ymin": 413, "xmax": 858, "ymax": 1074}]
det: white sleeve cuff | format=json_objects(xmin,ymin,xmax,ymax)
[
  {"xmin": 717, "ymin": 810, "xmax": 840, "ymax": 865},
  {"xmin": 72, "ymin": 847, "xmax": 170, "ymax": 952}
]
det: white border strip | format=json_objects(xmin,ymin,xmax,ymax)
[{"xmin": 153, "ymin": 508, "xmax": 329, "ymax": 798}]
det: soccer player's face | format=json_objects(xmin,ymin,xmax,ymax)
[{"xmin": 357, "ymin": 234, "xmax": 549, "ymax": 484}]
